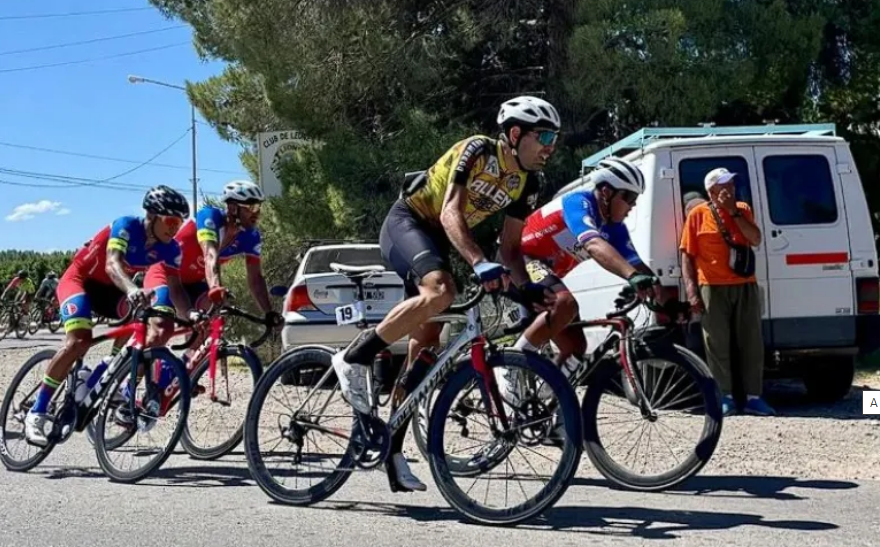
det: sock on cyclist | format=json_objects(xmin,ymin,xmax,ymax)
[
  {"xmin": 513, "ymin": 335, "xmax": 537, "ymax": 352},
  {"xmin": 344, "ymin": 328, "xmax": 390, "ymax": 365},
  {"xmin": 31, "ymin": 375, "xmax": 61, "ymax": 414}
]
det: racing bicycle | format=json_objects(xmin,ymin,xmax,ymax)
[
  {"xmin": 0, "ymin": 303, "xmax": 197, "ymax": 483},
  {"xmin": 243, "ymin": 262, "xmax": 584, "ymax": 526}
]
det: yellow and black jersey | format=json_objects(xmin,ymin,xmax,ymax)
[{"xmin": 404, "ymin": 135, "xmax": 541, "ymax": 228}]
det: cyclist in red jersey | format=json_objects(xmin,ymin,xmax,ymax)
[
  {"xmin": 143, "ymin": 180, "xmax": 283, "ymax": 349},
  {"xmin": 516, "ymin": 157, "xmax": 663, "ymax": 375},
  {"xmin": 25, "ymin": 186, "xmax": 192, "ymax": 446}
]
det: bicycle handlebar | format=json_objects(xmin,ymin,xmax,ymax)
[
  {"xmin": 221, "ymin": 305, "xmax": 275, "ymax": 348},
  {"xmin": 606, "ymin": 286, "xmax": 692, "ymax": 321}
]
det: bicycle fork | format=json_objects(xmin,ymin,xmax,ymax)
[{"xmin": 618, "ymin": 336, "xmax": 657, "ymax": 420}]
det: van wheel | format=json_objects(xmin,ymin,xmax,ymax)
[{"xmin": 801, "ymin": 356, "xmax": 855, "ymax": 403}]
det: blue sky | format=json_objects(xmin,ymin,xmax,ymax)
[{"xmin": 0, "ymin": 1, "xmax": 249, "ymax": 252}]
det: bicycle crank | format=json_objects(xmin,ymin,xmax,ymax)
[{"xmin": 350, "ymin": 413, "xmax": 390, "ymax": 470}]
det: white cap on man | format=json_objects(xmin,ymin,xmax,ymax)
[{"xmin": 704, "ymin": 167, "xmax": 736, "ymax": 191}]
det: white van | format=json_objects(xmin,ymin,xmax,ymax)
[{"xmin": 559, "ymin": 123, "xmax": 880, "ymax": 403}]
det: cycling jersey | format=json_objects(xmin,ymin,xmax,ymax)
[
  {"xmin": 35, "ymin": 278, "xmax": 58, "ymax": 299},
  {"xmin": 521, "ymin": 190, "xmax": 643, "ymax": 279},
  {"xmin": 58, "ymin": 216, "xmax": 181, "ymax": 331},
  {"xmin": 3, "ymin": 277, "xmax": 35, "ymax": 298},
  {"xmin": 144, "ymin": 206, "xmax": 262, "ymax": 310},
  {"xmin": 163, "ymin": 205, "xmax": 262, "ymax": 285},
  {"xmin": 404, "ymin": 135, "xmax": 541, "ymax": 228}
]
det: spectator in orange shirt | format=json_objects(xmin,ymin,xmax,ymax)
[{"xmin": 680, "ymin": 168, "xmax": 775, "ymax": 417}]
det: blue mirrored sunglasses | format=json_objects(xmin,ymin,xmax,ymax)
[{"xmin": 534, "ymin": 130, "xmax": 558, "ymax": 146}]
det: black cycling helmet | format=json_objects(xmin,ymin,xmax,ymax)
[
  {"xmin": 17, "ymin": 270, "xmax": 28, "ymax": 278},
  {"xmin": 142, "ymin": 185, "xmax": 190, "ymax": 219}
]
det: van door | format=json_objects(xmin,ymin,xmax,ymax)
[
  {"xmin": 670, "ymin": 147, "xmax": 771, "ymax": 330},
  {"xmin": 752, "ymin": 146, "xmax": 855, "ymax": 348}
]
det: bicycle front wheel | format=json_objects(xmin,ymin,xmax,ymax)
[
  {"xmin": 428, "ymin": 349, "xmax": 583, "ymax": 525},
  {"xmin": 181, "ymin": 345, "xmax": 262, "ymax": 460},
  {"xmin": 0, "ymin": 350, "xmax": 60, "ymax": 471},
  {"xmin": 93, "ymin": 348, "xmax": 191, "ymax": 483},
  {"xmin": 582, "ymin": 343, "xmax": 723, "ymax": 491}
]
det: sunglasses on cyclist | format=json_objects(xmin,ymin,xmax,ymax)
[
  {"xmin": 237, "ymin": 202, "xmax": 262, "ymax": 213},
  {"xmin": 619, "ymin": 190, "xmax": 639, "ymax": 206},
  {"xmin": 531, "ymin": 129, "xmax": 559, "ymax": 147},
  {"xmin": 157, "ymin": 215, "xmax": 185, "ymax": 230}
]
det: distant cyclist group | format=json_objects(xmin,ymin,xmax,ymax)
[{"xmin": 1, "ymin": 95, "xmax": 721, "ymax": 526}]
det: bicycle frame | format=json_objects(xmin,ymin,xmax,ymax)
[{"xmin": 291, "ymin": 297, "xmax": 511, "ymax": 442}]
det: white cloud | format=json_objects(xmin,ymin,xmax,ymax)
[
  {"xmin": 56, "ymin": 208, "xmax": 71, "ymax": 216},
  {"xmin": 5, "ymin": 200, "xmax": 63, "ymax": 222}
]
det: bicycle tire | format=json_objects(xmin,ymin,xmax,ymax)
[
  {"xmin": 428, "ymin": 349, "xmax": 583, "ymax": 525},
  {"xmin": 181, "ymin": 345, "xmax": 263, "ymax": 460},
  {"xmin": 26, "ymin": 308, "xmax": 40, "ymax": 335},
  {"xmin": 13, "ymin": 309, "xmax": 27, "ymax": 339},
  {"xmin": 244, "ymin": 347, "xmax": 355, "ymax": 506},
  {"xmin": 0, "ymin": 349, "xmax": 60, "ymax": 471},
  {"xmin": 581, "ymin": 343, "xmax": 723, "ymax": 491},
  {"xmin": 47, "ymin": 308, "xmax": 61, "ymax": 333},
  {"xmin": 93, "ymin": 347, "xmax": 191, "ymax": 483}
]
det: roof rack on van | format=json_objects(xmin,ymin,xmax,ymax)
[
  {"xmin": 300, "ymin": 238, "xmax": 378, "ymax": 247},
  {"xmin": 581, "ymin": 123, "xmax": 837, "ymax": 173}
]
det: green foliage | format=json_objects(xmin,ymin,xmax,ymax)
[
  {"xmin": 0, "ymin": 250, "xmax": 73, "ymax": 286},
  {"xmin": 148, "ymin": 0, "xmax": 880, "ymax": 289}
]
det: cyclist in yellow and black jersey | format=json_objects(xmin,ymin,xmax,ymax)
[
  {"xmin": 331, "ymin": 95, "xmax": 562, "ymax": 493},
  {"xmin": 404, "ymin": 135, "xmax": 542, "ymax": 229}
]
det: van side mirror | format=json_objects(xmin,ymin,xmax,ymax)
[{"xmin": 270, "ymin": 285, "xmax": 288, "ymax": 297}]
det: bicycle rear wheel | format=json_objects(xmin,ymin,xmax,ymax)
[
  {"xmin": 428, "ymin": 349, "xmax": 583, "ymax": 525},
  {"xmin": 244, "ymin": 347, "xmax": 356, "ymax": 506},
  {"xmin": 93, "ymin": 348, "xmax": 191, "ymax": 483},
  {"xmin": 181, "ymin": 345, "xmax": 262, "ymax": 460},
  {"xmin": 582, "ymin": 343, "xmax": 723, "ymax": 491}
]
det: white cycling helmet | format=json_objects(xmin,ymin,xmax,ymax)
[
  {"xmin": 222, "ymin": 180, "xmax": 265, "ymax": 203},
  {"xmin": 497, "ymin": 95, "xmax": 561, "ymax": 131},
  {"xmin": 592, "ymin": 157, "xmax": 646, "ymax": 195}
]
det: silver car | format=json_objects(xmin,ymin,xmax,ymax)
[{"xmin": 280, "ymin": 243, "xmax": 409, "ymax": 356}]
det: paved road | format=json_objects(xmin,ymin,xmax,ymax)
[
  {"xmin": 0, "ymin": 435, "xmax": 877, "ymax": 547},
  {"xmin": 2, "ymin": 330, "xmax": 879, "ymax": 546}
]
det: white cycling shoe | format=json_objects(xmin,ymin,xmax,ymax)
[
  {"xmin": 331, "ymin": 351, "xmax": 372, "ymax": 415},
  {"xmin": 24, "ymin": 412, "xmax": 50, "ymax": 447}
]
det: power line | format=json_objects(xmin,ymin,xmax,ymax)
[
  {"xmin": 0, "ymin": 26, "xmax": 187, "ymax": 56},
  {"xmin": 100, "ymin": 129, "xmax": 192, "ymax": 183},
  {"xmin": 0, "ymin": 7, "xmax": 153, "ymax": 21},
  {"xmin": 1, "ymin": 129, "xmax": 191, "ymax": 193},
  {"xmin": 0, "ymin": 141, "xmax": 246, "ymax": 175},
  {"xmin": 0, "ymin": 171, "xmax": 220, "ymax": 196},
  {"xmin": 0, "ymin": 42, "xmax": 190, "ymax": 74}
]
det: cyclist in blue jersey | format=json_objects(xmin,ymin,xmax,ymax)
[
  {"xmin": 25, "ymin": 186, "xmax": 191, "ymax": 446},
  {"xmin": 143, "ymin": 180, "xmax": 282, "ymax": 347},
  {"xmin": 518, "ymin": 158, "xmax": 664, "ymax": 385}
]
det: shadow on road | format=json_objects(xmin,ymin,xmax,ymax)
[
  {"xmin": 296, "ymin": 499, "xmax": 838, "ymax": 537},
  {"xmin": 572, "ymin": 475, "xmax": 859, "ymax": 501},
  {"xmin": 146, "ymin": 464, "xmax": 254, "ymax": 487}
]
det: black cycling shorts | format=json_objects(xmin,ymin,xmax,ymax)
[
  {"xmin": 524, "ymin": 259, "xmax": 569, "ymax": 293},
  {"xmin": 380, "ymin": 199, "xmax": 452, "ymax": 297}
]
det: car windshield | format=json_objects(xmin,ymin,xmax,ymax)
[{"xmin": 303, "ymin": 247, "xmax": 391, "ymax": 274}]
